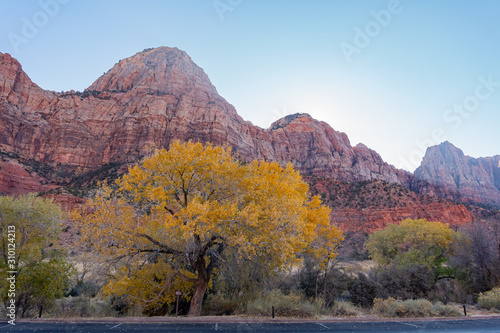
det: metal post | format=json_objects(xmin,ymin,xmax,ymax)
[
  {"xmin": 272, "ymin": 305, "xmax": 275, "ymax": 318},
  {"xmin": 463, "ymin": 304, "xmax": 467, "ymax": 316},
  {"xmin": 175, "ymin": 291, "xmax": 182, "ymax": 317},
  {"xmin": 176, "ymin": 295, "xmax": 180, "ymax": 317}
]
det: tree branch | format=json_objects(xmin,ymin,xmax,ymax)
[
  {"xmin": 137, "ymin": 233, "xmax": 182, "ymax": 256},
  {"xmin": 168, "ymin": 260, "xmax": 198, "ymax": 283},
  {"xmin": 164, "ymin": 206, "xmax": 175, "ymax": 215},
  {"xmin": 202, "ymin": 235, "xmax": 226, "ymax": 255},
  {"xmin": 206, "ymin": 242, "xmax": 225, "ymax": 275}
]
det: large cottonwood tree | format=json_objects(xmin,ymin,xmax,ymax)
[{"xmin": 72, "ymin": 141, "xmax": 343, "ymax": 316}]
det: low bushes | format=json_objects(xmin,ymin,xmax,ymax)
[
  {"xmin": 204, "ymin": 289, "xmax": 322, "ymax": 318},
  {"xmin": 246, "ymin": 290, "xmax": 322, "ymax": 318},
  {"xmin": 47, "ymin": 296, "xmax": 122, "ymax": 318},
  {"xmin": 374, "ymin": 264, "xmax": 434, "ymax": 300},
  {"xmin": 203, "ymin": 292, "xmax": 242, "ymax": 316},
  {"xmin": 330, "ymin": 301, "xmax": 363, "ymax": 317},
  {"xmin": 478, "ymin": 287, "xmax": 500, "ymax": 310},
  {"xmin": 373, "ymin": 298, "xmax": 461, "ymax": 318}
]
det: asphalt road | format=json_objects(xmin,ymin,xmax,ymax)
[{"xmin": 0, "ymin": 318, "xmax": 499, "ymax": 332}]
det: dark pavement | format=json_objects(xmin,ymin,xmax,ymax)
[{"xmin": 0, "ymin": 318, "xmax": 499, "ymax": 332}]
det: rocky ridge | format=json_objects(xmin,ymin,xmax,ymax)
[
  {"xmin": 412, "ymin": 142, "xmax": 500, "ymax": 208},
  {"xmin": 307, "ymin": 177, "xmax": 473, "ymax": 232}
]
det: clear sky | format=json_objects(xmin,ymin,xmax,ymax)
[{"xmin": 1, "ymin": 0, "xmax": 499, "ymax": 171}]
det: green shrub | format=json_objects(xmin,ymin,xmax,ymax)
[
  {"xmin": 245, "ymin": 290, "xmax": 321, "ymax": 318},
  {"xmin": 331, "ymin": 301, "xmax": 362, "ymax": 317},
  {"xmin": 401, "ymin": 299, "xmax": 432, "ymax": 317},
  {"xmin": 50, "ymin": 296, "xmax": 120, "ymax": 318},
  {"xmin": 478, "ymin": 287, "xmax": 500, "ymax": 310},
  {"xmin": 431, "ymin": 302, "xmax": 461, "ymax": 317},
  {"xmin": 203, "ymin": 292, "xmax": 242, "ymax": 315},
  {"xmin": 373, "ymin": 298, "xmax": 460, "ymax": 318}
]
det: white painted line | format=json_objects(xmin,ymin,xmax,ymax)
[
  {"xmin": 110, "ymin": 323, "xmax": 123, "ymax": 329},
  {"xmin": 0, "ymin": 325, "xmax": 14, "ymax": 329},
  {"xmin": 401, "ymin": 322, "xmax": 424, "ymax": 328},
  {"xmin": 317, "ymin": 323, "xmax": 330, "ymax": 329},
  {"xmin": 215, "ymin": 322, "xmax": 219, "ymax": 330}
]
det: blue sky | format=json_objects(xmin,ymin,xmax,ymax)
[{"xmin": 1, "ymin": 0, "xmax": 499, "ymax": 171}]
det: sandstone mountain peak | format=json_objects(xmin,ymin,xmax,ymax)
[
  {"xmin": 269, "ymin": 113, "xmax": 312, "ymax": 130},
  {"xmin": 0, "ymin": 51, "xmax": 54, "ymax": 110},
  {"xmin": 412, "ymin": 141, "xmax": 500, "ymax": 208},
  {"xmin": 421, "ymin": 141, "xmax": 465, "ymax": 164},
  {"xmin": 88, "ymin": 46, "xmax": 218, "ymax": 97},
  {"xmin": 436, "ymin": 140, "xmax": 462, "ymax": 153}
]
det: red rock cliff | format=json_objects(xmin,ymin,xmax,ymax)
[
  {"xmin": 411, "ymin": 141, "xmax": 500, "ymax": 208},
  {"xmin": 0, "ymin": 47, "xmax": 410, "ymax": 195}
]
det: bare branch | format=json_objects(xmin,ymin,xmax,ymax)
[
  {"xmin": 167, "ymin": 259, "xmax": 198, "ymax": 283},
  {"xmin": 137, "ymin": 233, "xmax": 182, "ymax": 256},
  {"xmin": 202, "ymin": 235, "xmax": 227, "ymax": 255}
]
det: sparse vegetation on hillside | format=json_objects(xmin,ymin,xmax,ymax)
[{"xmin": 306, "ymin": 176, "xmax": 444, "ymax": 210}]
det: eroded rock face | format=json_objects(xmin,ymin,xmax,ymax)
[
  {"xmin": 412, "ymin": 142, "xmax": 500, "ymax": 208},
  {"xmin": 0, "ymin": 158, "xmax": 54, "ymax": 195},
  {"xmin": 43, "ymin": 193, "xmax": 85, "ymax": 211},
  {"xmin": 0, "ymin": 48, "xmax": 410, "ymax": 189},
  {"xmin": 331, "ymin": 203, "xmax": 472, "ymax": 233},
  {"xmin": 307, "ymin": 177, "xmax": 474, "ymax": 233}
]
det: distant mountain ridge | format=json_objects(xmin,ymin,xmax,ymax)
[
  {"xmin": 0, "ymin": 46, "xmax": 497, "ymax": 229},
  {"xmin": 411, "ymin": 141, "xmax": 500, "ymax": 208}
]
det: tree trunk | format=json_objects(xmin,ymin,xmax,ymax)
[
  {"xmin": 315, "ymin": 273, "xmax": 319, "ymax": 299},
  {"xmin": 188, "ymin": 278, "xmax": 209, "ymax": 316}
]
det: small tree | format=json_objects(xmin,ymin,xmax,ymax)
[
  {"xmin": 72, "ymin": 141, "xmax": 343, "ymax": 316},
  {"xmin": 349, "ymin": 273, "xmax": 378, "ymax": 308},
  {"xmin": 0, "ymin": 194, "xmax": 73, "ymax": 317},
  {"xmin": 450, "ymin": 222, "xmax": 500, "ymax": 294},
  {"xmin": 374, "ymin": 264, "xmax": 435, "ymax": 300},
  {"xmin": 365, "ymin": 219, "xmax": 457, "ymax": 273}
]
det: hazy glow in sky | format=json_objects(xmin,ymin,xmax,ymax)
[{"xmin": 1, "ymin": 0, "xmax": 499, "ymax": 171}]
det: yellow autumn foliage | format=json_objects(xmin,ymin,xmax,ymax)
[{"xmin": 72, "ymin": 141, "xmax": 343, "ymax": 315}]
